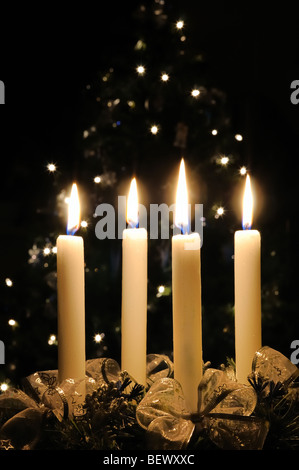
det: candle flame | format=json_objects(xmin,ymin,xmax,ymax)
[
  {"xmin": 127, "ymin": 177, "xmax": 139, "ymax": 228},
  {"xmin": 175, "ymin": 159, "xmax": 189, "ymax": 234},
  {"xmin": 242, "ymin": 174, "xmax": 253, "ymax": 230},
  {"xmin": 67, "ymin": 183, "xmax": 81, "ymax": 235}
]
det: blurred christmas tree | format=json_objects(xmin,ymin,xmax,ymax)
[{"xmin": 0, "ymin": 0, "xmax": 297, "ymax": 392}]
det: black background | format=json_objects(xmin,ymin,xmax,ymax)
[
  {"xmin": 0, "ymin": 2, "xmax": 299, "ymax": 367},
  {"xmin": 1, "ymin": 3, "xmax": 299, "ymax": 273},
  {"xmin": 0, "ymin": 3, "xmax": 299, "ymax": 459}
]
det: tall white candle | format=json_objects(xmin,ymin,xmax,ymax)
[
  {"xmin": 172, "ymin": 159, "xmax": 202, "ymax": 412},
  {"xmin": 121, "ymin": 178, "xmax": 147, "ymax": 385},
  {"xmin": 57, "ymin": 183, "xmax": 86, "ymax": 398},
  {"xmin": 234, "ymin": 174, "xmax": 262, "ymax": 384}
]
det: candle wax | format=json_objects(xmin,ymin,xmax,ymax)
[
  {"xmin": 57, "ymin": 235, "xmax": 86, "ymax": 396},
  {"xmin": 172, "ymin": 232, "xmax": 202, "ymax": 412},
  {"xmin": 121, "ymin": 227, "xmax": 147, "ymax": 385},
  {"xmin": 234, "ymin": 229, "xmax": 262, "ymax": 383}
]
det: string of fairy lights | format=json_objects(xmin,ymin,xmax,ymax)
[{"xmin": 1, "ymin": 12, "xmax": 250, "ymax": 392}]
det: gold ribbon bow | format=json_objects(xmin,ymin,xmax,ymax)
[{"xmin": 136, "ymin": 347, "xmax": 299, "ymax": 450}]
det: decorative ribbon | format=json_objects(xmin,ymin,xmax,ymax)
[
  {"xmin": 136, "ymin": 346, "xmax": 299, "ymax": 450},
  {"xmin": 0, "ymin": 358, "xmax": 119, "ymax": 449},
  {"xmin": 1, "ymin": 347, "xmax": 296, "ymax": 450},
  {"xmin": 250, "ymin": 345, "xmax": 299, "ymax": 392},
  {"xmin": 0, "ymin": 354, "xmax": 173, "ymax": 450}
]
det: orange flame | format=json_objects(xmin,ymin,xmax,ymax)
[
  {"xmin": 126, "ymin": 178, "xmax": 139, "ymax": 228},
  {"xmin": 67, "ymin": 183, "xmax": 81, "ymax": 235},
  {"xmin": 175, "ymin": 159, "xmax": 189, "ymax": 234},
  {"xmin": 242, "ymin": 174, "xmax": 253, "ymax": 230}
]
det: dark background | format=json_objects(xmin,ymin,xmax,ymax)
[
  {"xmin": 0, "ymin": 2, "xmax": 299, "ymax": 379},
  {"xmin": 1, "ymin": 4, "xmax": 299, "ymax": 273}
]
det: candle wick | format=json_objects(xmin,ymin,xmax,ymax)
[
  {"xmin": 128, "ymin": 221, "xmax": 139, "ymax": 229},
  {"xmin": 181, "ymin": 223, "xmax": 189, "ymax": 235}
]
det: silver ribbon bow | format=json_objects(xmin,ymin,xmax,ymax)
[
  {"xmin": 0, "ymin": 358, "xmax": 124, "ymax": 449},
  {"xmin": 250, "ymin": 346, "xmax": 299, "ymax": 393},
  {"xmin": 136, "ymin": 347, "xmax": 299, "ymax": 450},
  {"xmin": 0, "ymin": 354, "xmax": 173, "ymax": 449}
]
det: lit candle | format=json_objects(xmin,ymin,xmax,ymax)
[
  {"xmin": 121, "ymin": 178, "xmax": 147, "ymax": 385},
  {"xmin": 234, "ymin": 174, "xmax": 262, "ymax": 383},
  {"xmin": 57, "ymin": 183, "xmax": 86, "ymax": 397},
  {"xmin": 172, "ymin": 159, "xmax": 202, "ymax": 412}
]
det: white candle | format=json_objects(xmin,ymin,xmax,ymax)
[
  {"xmin": 172, "ymin": 159, "xmax": 202, "ymax": 412},
  {"xmin": 121, "ymin": 178, "xmax": 147, "ymax": 385},
  {"xmin": 57, "ymin": 183, "xmax": 86, "ymax": 397},
  {"xmin": 234, "ymin": 174, "xmax": 262, "ymax": 383}
]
